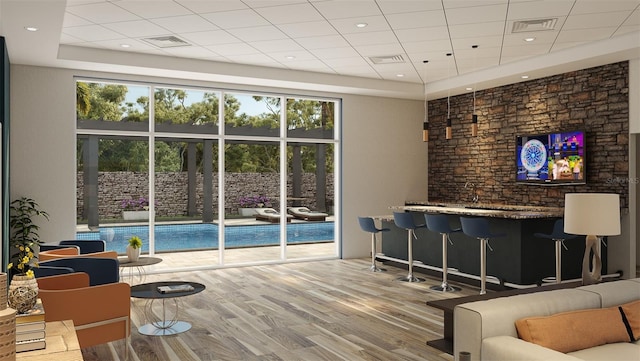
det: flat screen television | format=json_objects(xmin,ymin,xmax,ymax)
[{"xmin": 516, "ymin": 130, "xmax": 586, "ymax": 185}]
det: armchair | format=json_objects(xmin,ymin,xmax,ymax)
[
  {"xmin": 38, "ymin": 247, "xmax": 117, "ymax": 261},
  {"xmin": 38, "ymin": 256, "xmax": 120, "ymax": 286},
  {"xmin": 59, "ymin": 240, "xmax": 106, "ymax": 254},
  {"xmin": 37, "ymin": 272, "xmax": 130, "ymax": 348}
]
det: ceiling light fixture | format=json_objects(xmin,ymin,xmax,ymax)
[
  {"xmin": 422, "ymin": 60, "xmax": 429, "ymax": 142},
  {"xmin": 285, "ymin": 55, "xmax": 296, "ymax": 60},
  {"xmin": 471, "ymin": 45, "xmax": 478, "ymax": 137},
  {"xmin": 355, "ymin": 23, "xmax": 368, "ymax": 28},
  {"xmin": 524, "ymin": 37, "xmax": 536, "ymax": 42},
  {"xmin": 521, "ymin": 75, "xmax": 530, "ymax": 79},
  {"xmin": 446, "ymin": 52, "xmax": 453, "ymax": 140},
  {"xmin": 120, "ymin": 44, "xmax": 131, "ymax": 48},
  {"xmin": 396, "ymin": 74, "xmax": 404, "ymax": 77},
  {"xmin": 24, "ymin": 26, "xmax": 38, "ymax": 32}
]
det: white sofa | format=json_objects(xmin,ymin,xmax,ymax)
[{"xmin": 453, "ymin": 278, "xmax": 640, "ymax": 361}]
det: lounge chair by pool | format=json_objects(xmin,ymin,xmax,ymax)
[
  {"xmin": 255, "ymin": 208, "xmax": 293, "ymax": 223},
  {"xmin": 287, "ymin": 207, "xmax": 328, "ymax": 221}
]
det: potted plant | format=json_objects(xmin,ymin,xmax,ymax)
[
  {"xmin": 126, "ymin": 236, "xmax": 142, "ymax": 262},
  {"xmin": 121, "ymin": 197, "xmax": 154, "ymax": 221},
  {"xmin": 238, "ymin": 195, "xmax": 271, "ymax": 216}
]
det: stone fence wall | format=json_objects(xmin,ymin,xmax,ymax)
[{"xmin": 77, "ymin": 172, "xmax": 334, "ymax": 220}]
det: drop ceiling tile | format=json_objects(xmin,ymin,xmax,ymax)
[
  {"xmin": 555, "ymin": 27, "xmax": 618, "ymax": 43},
  {"xmin": 448, "ymin": 21, "xmax": 506, "ymax": 38},
  {"xmin": 201, "ymin": 9, "xmax": 270, "ymax": 29},
  {"xmin": 445, "ymin": 4, "xmax": 508, "ymax": 25},
  {"xmin": 254, "ymin": 3, "xmax": 323, "ymax": 24},
  {"xmin": 615, "ymin": 25, "xmax": 640, "ymax": 36},
  {"xmin": 175, "ymin": 0, "xmax": 248, "ymax": 14},
  {"xmin": 322, "ymin": 56, "xmax": 371, "ymax": 68},
  {"xmin": 151, "ymin": 15, "xmax": 218, "ymax": 33},
  {"xmin": 451, "ymin": 42, "xmax": 501, "ymax": 57},
  {"xmin": 329, "ymin": 65, "xmax": 379, "ymax": 77},
  {"xmin": 451, "ymin": 35, "xmax": 504, "ymax": 51},
  {"xmin": 377, "ymin": 0, "xmax": 443, "ymax": 14},
  {"xmin": 63, "ymin": 12, "xmax": 94, "ymax": 27},
  {"xmin": 403, "ymin": 39, "xmax": 453, "ymax": 53},
  {"xmin": 179, "ymin": 30, "xmax": 240, "ymax": 46},
  {"xmin": 59, "ymin": 33, "xmax": 86, "ymax": 44},
  {"xmin": 354, "ymin": 43, "xmax": 406, "ymax": 57},
  {"xmin": 243, "ymin": 0, "xmax": 308, "ymax": 8},
  {"xmin": 249, "ymin": 38, "xmax": 304, "ymax": 53},
  {"xmin": 63, "ymin": 24, "xmax": 127, "ymax": 41},
  {"xmin": 623, "ymin": 9, "xmax": 640, "ymax": 26},
  {"xmin": 395, "ymin": 26, "xmax": 450, "ymax": 43},
  {"xmin": 103, "ymin": 20, "xmax": 170, "ymax": 38},
  {"xmin": 329, "ymin": 15, "xmax": 390, "ymax": 34},
  {"xmin": 501, "ymin": 31, "xmax": 559, "ymax": 46},
  {"xmin": 278, "ymin": 21, "xmax": 338, "ymax": 38},
  {"xmin": 571, "ymin": 0, "xmax": 640, "ymax": 15},
  {"xmin": 226, "ymin": 25, "xmax": 288, "ymax": 42},
  {"xmin": 295, "ymin": 35, "xmax": 351, "ymax": 50},
  {"xmin": 563, "ymin": 11, "xmax": 632, "ymax": 30},
  {"xmin": 309, "ymin": 47, "xmax": 361, "ymax": 60},
  {"xmin": 161, "ymin": 45, "xmax": 220, "ymax": 58},
  {"xmin": 312, "ymin": 1, "xmax": 382, "ymax": 20},
  {"xmin": 66, "ymin": 2, "xmax": 141, "ymax": 23},
  {"xmin": 206, "ymin": 43, "xmax": 259, "ymax": 56},
  {"xmin": 386, "ymin": 10, "xmax": 448, "ymax": 30},
  {"xmin": 343, "ymin": 30, "xmax": 399, "ymax": 46},
  {"xmin": 456, "ymin": 55, "xmax": 502, "ymax": 72},
  {"xmin": 90, "ymin": 37, "xmax": 162, "ymax": 52},
  {"xmin": 500, "ymin": 43, "xmax": 551, "ymax": 58},
  {"xmin": 284, "ymin": 59, "xmax": 335, "ymax": 72},
  {"xmin": 113, "ymin": 1, "xmax": 193, "ymax": 19},
  {"xmin": 268, "ymin": 49, "xmax": 318, "ymax": 62},
  {"xmin": 506, "ymin": 0, "xmax": 574, "ymax": 20},
  {"xmin": 443, "ymin": 0, "xmax": 507, "ymax": 9},
  {"xmin": 225, "ymin": 53, "xmax": 285, "ymax": 67}
]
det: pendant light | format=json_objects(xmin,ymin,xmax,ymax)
[
  {"xmin": 422, "ymin": 60, "xmax": 429, "ymax": 142},
  {"xmin": 446, "ymin": 52, "xmax": 452, "ymax": 140},
  {"xmin": 471, "ymin": 45, "xmax": 478, "ymax": 137}
]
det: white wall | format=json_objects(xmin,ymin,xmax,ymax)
[{"xmin": 9, "ymin": 64, "xmax": 425, "ymax": 259}]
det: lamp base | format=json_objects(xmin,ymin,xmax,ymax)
[{"xmin": 581, "ymin": 235, "xmax": 602, "ymax": 285}]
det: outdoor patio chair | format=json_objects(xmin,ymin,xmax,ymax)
[
  {"xmin": 38, "ymin": 256, "xmax": 120, "ymax": 286},
  {"xmin": 255, "ymin": 208, "xmax": 294, "ymax": 223},
  {"xmin": 287, "ymin": 207, "xmax": 328, "ymax": 221},
  {"xmin": 37, "ymin": 272, "xmax": 130, "ymax": 348}
]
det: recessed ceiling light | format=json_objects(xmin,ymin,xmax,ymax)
[
  {"xmin": 396, "ymin": 74, "xmax": 404, "ymax": 77},
  {"xmin": 521, "ymin": 75, "xmax": 529, "ymax": 79},
  {"xmin": 24, "ymin": 26, "xmax": 38, "ymax": 32},
  {"xmin": 466, "ymin": 87, "xmax": 473, "ymax": 91},
  {"xmin": 120, "ymin": 44, "xmax": 131, "ymax": 48},
  {"xmin": 285, "ymin": 55, "xmax": 296, "ymax": 60},
  {"xmin": 524, "ymin": 37, "xmax": 536, "ymax": 42},
  {"xmin": 355, "ymin": 23, "xmax": 368, "ymax": 28}
]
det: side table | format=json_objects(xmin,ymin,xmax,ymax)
[
  {"xmin": 118, "ymin": 256, "xmax": 162, "ymax": 284},
  {"xmin": 130, "ymin": 281, "xmax": 205, "ymax": 336}
]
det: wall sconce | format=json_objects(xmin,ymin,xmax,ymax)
[
  {"xmin": 446, "ymin": 52, "xmax": 452, "ymax": 140},
  {"xmin": 423, "ymin": 60, "xmax": 429, "ymax": 142},
  {"xmin": 471, "ymin": 45, "xmax": 478, "ymax": 137}
]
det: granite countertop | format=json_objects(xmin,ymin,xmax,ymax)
[{"xmin": 392, "ymin": 201, "xmax": 565, "ymax": 219}]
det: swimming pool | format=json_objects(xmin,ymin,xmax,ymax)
[{"xmin": 77, "ymin": 222, "xmax": 334, "ymax": 254}]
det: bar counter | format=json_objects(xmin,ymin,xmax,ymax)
[{"xmin": 378, "ymin": 202, "xmax": 604, "ymax": 287}]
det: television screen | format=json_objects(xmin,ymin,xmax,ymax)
[{"xmin": 516, "ymin": 130, "xmax": 586, "ymax": 185}]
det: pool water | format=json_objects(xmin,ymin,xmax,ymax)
[{"xmin": 77, "ymin": 222, "xmax": 334, "ymax": 254}]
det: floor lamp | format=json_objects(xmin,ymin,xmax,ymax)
[{"xmin": 563, "ymin": 193, "xmax": 620, "ymax": 285}]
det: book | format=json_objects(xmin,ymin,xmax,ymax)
[
  {"xmin": 15, "ymin": 298, "xmax": 45, "ymax": 324},
  {"xmin": 16, "ymin": 320, "xmax": 45, "ymax": 333},
  {"xmin": 157, "ymin": 284, "xmax": 194, "ymax": 294},
  {"xmin": 16, "ymin": 338, "xmax": 46, "ymax": 353},
  {"xmin": 16, "ymin": 329, "xmax": 46, "ymax": 343}
]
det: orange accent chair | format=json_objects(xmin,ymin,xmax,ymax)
[
  {"xmin": 37, "ymin": 272, "xmax": 131, "ymax": 348},
  {"xmin": 38, "ymin": 247, "xmax": 118, "ymax": 261}
]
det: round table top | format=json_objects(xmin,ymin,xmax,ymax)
[
  {"xmin": 118, "ymin": 256, "xmax": 163, "ymax": 268},
  {"xmin": 130, "ymin": 281, "xmax": 205, "ymax": 299}
]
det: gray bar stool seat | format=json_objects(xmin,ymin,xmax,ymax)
[
  {"xmin": 425, "ymin": 214, "xmax": 461, "ymax": 292},
  {"xmin": 358, "ymin": 216, "xmax": 389, "ymax": 272},
  {"xmin": 460, "ymin": 217, "xmax": 506, "ymax": 294},
  {"xmin": 534, "ymin": 219, "xmax": 577, "ymax": 284},
  {"xmin": 393, "ymin": 211, "xmax": 427, "ymax": 282}
]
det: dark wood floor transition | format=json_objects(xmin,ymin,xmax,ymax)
[{"xmin": 81, "ymin": 259, "xmax": 481, "ymax": 361}]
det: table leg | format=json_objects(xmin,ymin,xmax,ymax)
[{"xmin": 138, "ymin": 298, "xmax": 192, "ymax": 336}]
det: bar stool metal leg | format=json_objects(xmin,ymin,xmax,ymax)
[
  {"xmin": 554, "ymin": 239, "xmax": 562, "ymax": 283},
  {"xmin": 368, "ymin": 232, "xmax": 385, "ymax": 272},
  {"xmin": 480, "ymin": 238, "xmax": 488, "ymax": 295},
  {"xmin": 397, "ymin": 229, "xmax": 424, "ymax": 283},
  {"xmin": 430, "ymin": 233, "xmax": 461, "ymax": 292}
]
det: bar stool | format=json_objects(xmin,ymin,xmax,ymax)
[
  {"xmin": 358, "ymin": 216, "xmax": 389, "ymax": 272},
  {"xmin": 425, "ymin": 214, "xmax": 461, "ymax": 292},
  {"xmin": 534, "ymin": 219, "xmax": 577, "ymax": 284},
  {"xmin": 393, "ymin": 211, "xmax": 426, "ymax": 282},
  {"xmin": 460, "ymin": 217, "xmax": 506, "ymax": 294}
]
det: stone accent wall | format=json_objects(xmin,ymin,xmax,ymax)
[
  {"xmin": 77, "ymin": 172, "xmax": 334, "ymax": 219},
  {"xmin": 427, "ymin": 62, "xmax": 629, "ymax": 208}
]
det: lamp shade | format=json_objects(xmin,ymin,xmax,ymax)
[{"xmin": 564, "ymin": 193, "xmax": 620, "ymax": 236}]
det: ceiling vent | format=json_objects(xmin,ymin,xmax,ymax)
[
  {"xmin": 512, "ymin": 18, "xmax": 558, "ymax": 33},
  {"xmin": 141, "ymin": 35, "xmax": 191, "ymax": 48},
  {"xmin": 369, "ymin": 54, "xmax": 406, "ymax": 64}
]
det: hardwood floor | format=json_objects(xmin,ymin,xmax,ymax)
[{"xmin": 82, "ymin": 259, "xmax": 480, "ymax": 361}]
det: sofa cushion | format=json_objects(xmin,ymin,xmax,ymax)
[
  {"xmin": 621, "ymin": 300, "xmax": 640, "ymax": 341},
  {"xmin": 578, "ymin": 279, "xmax": 640, "ymax": 307},
  {"xmin": 515, "ymin": 306, "xmax": 630, "ymax": 353},
  {"xmin": 567, "ymin": 342, "xmax": 640, "ymax": 361}
]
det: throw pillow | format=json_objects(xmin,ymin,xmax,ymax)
[{"xmin": 620, "ymin": 300, "xmax": 640, "ymax": 341}]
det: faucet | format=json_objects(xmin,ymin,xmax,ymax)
[{"xmin": 465, "ymin": 182, "xmax": 479, "ymax": 203}]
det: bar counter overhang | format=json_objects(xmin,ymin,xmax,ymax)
[{"xmin": 378, "ymin": 202, "xmax": 608, "ymax": 288}]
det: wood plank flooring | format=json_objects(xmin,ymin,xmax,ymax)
[{"xmin": 81, "ymin": 258, "xmax": 480, "ymax": 361}]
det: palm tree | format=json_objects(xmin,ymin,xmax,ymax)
[{"xmin": 76, "ymin": 82, "xmax": 91, "ymax": 117}]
